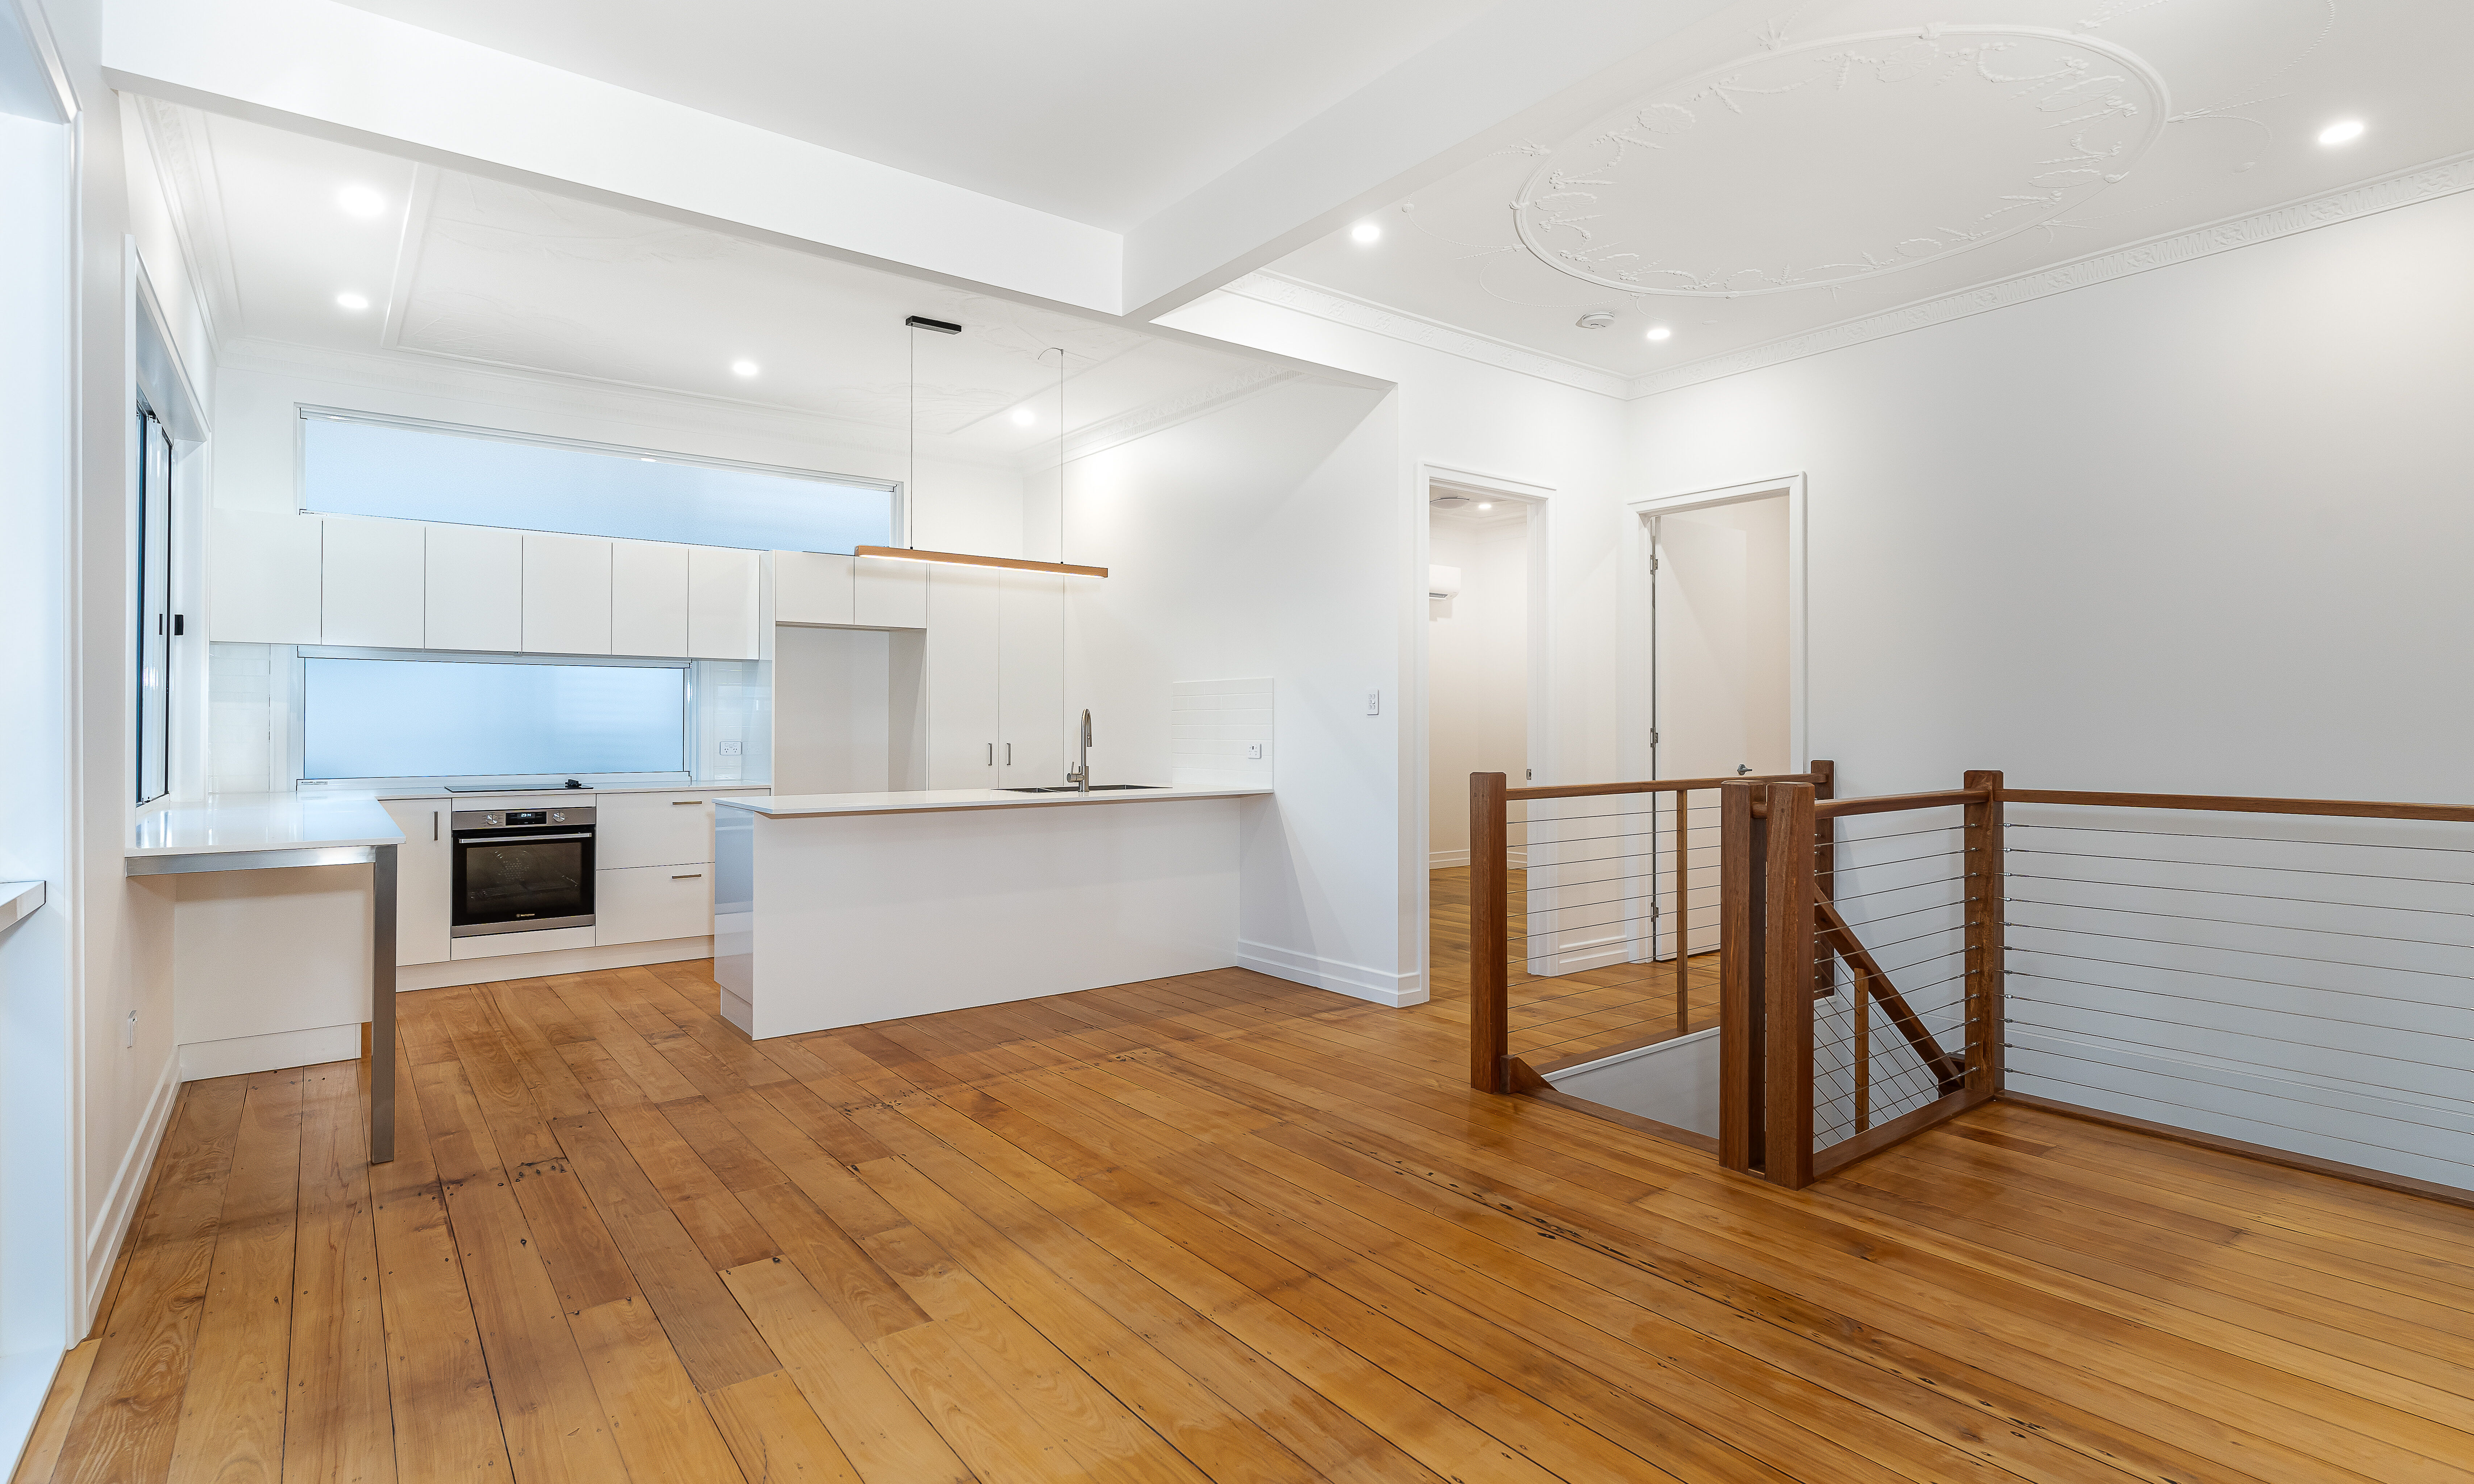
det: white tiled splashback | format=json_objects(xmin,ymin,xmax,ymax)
[{"xmin": 1170, "ymin": 678, "xmax": 1273, "ymax": 790}]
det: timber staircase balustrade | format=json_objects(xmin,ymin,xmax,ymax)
[{"xmin": 1469, "ymin": 767, "xmax": 2474, "ymax": 1206}]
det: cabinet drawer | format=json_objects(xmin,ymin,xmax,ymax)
[
  {"xmin": 596, "ymin": 789, "xmax": 722, "ymax": 868},
  {"xmin": 595, "ymin": 865, "xmax": 713, "ymax": 945}
]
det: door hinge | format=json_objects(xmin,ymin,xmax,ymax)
[
  {"xmin": 1648, "ymin": 554, "xmax": 1659, "ymax": 572},
  {"xmin": 1649, "ymin": 729, "xmax": 1660, "ymax": 746}
]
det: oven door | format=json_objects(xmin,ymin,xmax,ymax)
[{"xmin": 451, "ymin": 827, "xmax": 596, "ymax": 935}]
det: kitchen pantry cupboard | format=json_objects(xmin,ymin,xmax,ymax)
[{"xmin": 921, "ymin": 564, "xmax": 1065, "ymax": 788}]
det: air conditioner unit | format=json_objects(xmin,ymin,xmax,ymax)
[{"xmin": 1427, "ymin": 564, "xmax": 1461, "ymax": 600}]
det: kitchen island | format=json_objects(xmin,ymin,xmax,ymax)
[{"xmin": 712, "ymin": 785, "xmax": 1270, "ymax": 1037}]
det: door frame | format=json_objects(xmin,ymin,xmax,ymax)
[
  {"xmin": 1624, "ymin": 472, "xmax": 1809, "ymax": 782},
  {"xmin": 1411, "ymin": 460, "xmax": 1553, "ymax": 993}
]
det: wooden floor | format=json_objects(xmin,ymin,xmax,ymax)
[
  {"xmin": 22, "ymin": 894, "xmax": 2474, "ymax": 1483},
  {"xmin": 1433, "ymin": 866, "xmax": 1721, "ymax": 1072}
]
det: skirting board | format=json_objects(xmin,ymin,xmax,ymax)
[
  {"xmin": 179, "ymin": 1024, "xmax": 359, "ymax": 1082},
  {"xmin": 1238, "ymin": 938, "xmax": 1426, "ymax": 1006},
  {"xmin": 1426, "ymin": 850, "xmax": 1528, "ymax": 869},
  {"xmin": 85, "ymin": 1054, "xmax": 180, "ymax": 1323},
  {"xmin": 398, "ymin": 935, "xmax": 715, "ymax": 992}
]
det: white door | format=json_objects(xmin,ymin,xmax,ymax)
[
  {"xmin": 1651, "ymin": 495, "xmax": 1792, "ymax": 960},
  {"xmin": 611, "ymin": 540, "xmax": 690, "ymax": 657},
  {"xmin": 377, "ymin": 798, "xmax": 452, "ymax": 965},
  {"xmin": 924, "ymin": 564, "xmax": 1000, "ymax": 787}
]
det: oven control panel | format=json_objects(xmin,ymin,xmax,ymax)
[{"xmin": 452, "ymin": 807, "xmax": 597, "ymax": 831}]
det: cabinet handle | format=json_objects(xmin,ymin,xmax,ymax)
[
  {"xmin": 672, "ymin": 872, "xmax": 703, "ymax": 879},
  {"xmin": 671, "ymin": 799, "xmax": 705, "ymax": 805},
  {"xmin": 1005, "ymin": 743, "xmax": 1013, "ymax": 766},
  {"xmin": 986, "ymin": 742, "xmax": 992, "ymax": 766},
  {"xmin": 433, "ymin": 810, "xmax": 439, "ymax": 841}
]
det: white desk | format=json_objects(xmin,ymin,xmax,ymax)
[
  {"xmin": 127, "ymin": 795, "xmax": 405, "ymax": 1162},
  {"xmin": 715, "ymin": 786, "xmax": 1270, "ymax": 1037}
]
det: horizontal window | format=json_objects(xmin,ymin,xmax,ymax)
[
  {"xmin": 301, "ymin": 409, "xmax": 896, "ymax": 553},
  {"xmin": 302, "ymin": 654, "xmax": 687, "ymax": 781}
]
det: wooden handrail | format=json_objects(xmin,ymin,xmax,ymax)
[
  {"xmin": 1814, "ymin": 899, "xmax": 1965, "ymax": 1096},
  {"xmin": 1814, "ymin": 788, "xmax": 1987, "ymax": 819},
  {"xmin": 1507, "ymin": 771, "xmax": 1818, "ymax": 803},
  {"xmin": 2000, "ymin": 788, "xmax": 2474, "ymax": 823}
]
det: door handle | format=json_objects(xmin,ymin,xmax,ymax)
[{"xmin": 672, "ymin": 873, "xmax": 703, "ymax": 880}]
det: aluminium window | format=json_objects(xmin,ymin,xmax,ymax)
[
  {"xmin": 135, "ymin": 405, "xmax": 174, "ymax": 804},
  {"xmin": 299, "ymin": 651, "xmax": 690, "ymax": 785},
  {"xmin": 299, "ymin": 408, "xmax": 899, "ymax": 553}
]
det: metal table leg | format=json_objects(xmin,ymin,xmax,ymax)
[{"xmin": 371, "ymin": 843, "xmax": 396, "ymax": 1163}]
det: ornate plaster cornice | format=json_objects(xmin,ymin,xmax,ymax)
[
  {"xmin": 1629, "ymin": 150, "xmax": 2474, "ymax": 398},
  {"xmin": 1219, "ymin": 274, "xmax": 1632, "ymax": 399}
]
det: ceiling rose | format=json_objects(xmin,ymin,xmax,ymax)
[{"xmin": 1513, "ymin": 27, "xmax": 2170, "ymax": 297}]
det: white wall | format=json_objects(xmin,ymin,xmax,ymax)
[
  {"xmin": 1425, "ymin": 515, "xmax": 1527, "ymax": 863},
  {"xmin": 1157, "ymin": 293, "xmax": 1631, "ymax": 996},
  {"xmin": 0, "ymin": 30, "xmax": 77, "ymax": 1462},
  {"xmin": 1627, "ymin": 184, "xmax": 2474, "ymax": 1189},
  {"xmin": 1057, "ymin": 379, "xmax": 1412, "ymax": 1002}
]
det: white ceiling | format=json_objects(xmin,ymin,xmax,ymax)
[
  {"xmin": 144, "ymin": 104, "xmax": 1276, "ymax": 459},
  {"xmin": 1265, "ymin": 0, "xmax": 2474, "ymax": 380},
  {"xmin": 327, "ymin": 0, "xmax": 1500, "ymax": 230}
]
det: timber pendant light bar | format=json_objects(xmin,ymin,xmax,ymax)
[{"xmin": 865, "ymin": 315, "xmax": 1108, "ymax": 578}]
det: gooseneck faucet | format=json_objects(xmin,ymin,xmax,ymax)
[{"xmin": 1068, "ymin": 709, "xmax": 1093, "ymax": 793}]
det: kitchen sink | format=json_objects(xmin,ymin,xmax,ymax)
[{"xmin": 1000, "ymin": 784, "xmax": 1168, "ymax": 793}]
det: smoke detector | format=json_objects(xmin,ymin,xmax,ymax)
[
  {"xmin": 1429, "ymin": 493, "xmax": 1472, "ymax": 509},
  {"xmin": 1575, "ymin": 310, "xmax": 1617, "ymax": 330}
]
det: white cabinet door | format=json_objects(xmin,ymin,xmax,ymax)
[
  {"xmin": 854, "ymin": 556, "xmax": 927, "ymax": 629},
  {"xmin": 595, "ymin": 865, "xmax": 714, "ymax": 945},
  {"xmin": 596, "ymin": 788, "xmax": 726, "ymax": 869},
  {"xmin": 688, "ymin": 546, "xmax": 760, "ymax": 659},
  {"xmin": 424, "ymin": 524, "xmax": 523, "ymax": 652},
  {"xmin": 210, "ymin": 510, "xmax": 323, "ymax": 643},
  {"xmin": 522, "ymin": 533, "xmax": 613, "ymax": 655},
  {"xmin": 612, "ymin": 540, "xmax": 690, "ymax": 657},
  {"xmin": 378, "ymin": 798, "xmax": 452, "ymax": 966},
  {"xmin": 925, "ymin": 564, "xmax": 1001, "ymax": 787},
  {"xmin": 319, "ymin": 518, "xmax": 425, "ymax": 649},
  {"xmin": 773, "ymin": 551, "xmax": 853, "ymax": 626},
  {"xmin": 1000, "ymin": 568, "xmax": 1066, "ymax": 787}
]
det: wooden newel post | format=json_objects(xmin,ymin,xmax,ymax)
[
  {"xmin": 1718, "ymin": 781, "xmax": 1762, "ymax": 1174},
  {"xmin": 1763, "ymin": 782, "xmax": 1817, "ymax": 1189},
  {"xmin": 1469, "ymin": 771, "xmax": 1510, "ymax": 1092},
  {"xmin": 1963, "ymin": 770, "xmax": 2005, "ymax": 1097}
]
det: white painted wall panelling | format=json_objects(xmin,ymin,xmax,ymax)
[
  {"xmin": 423, "ymin": 522, "xmax": 522, "ymax": 651},
  {"xmin": 521, "ymin": 532, "xmax": 613, "ymax": 654},
  {"xmin": 318, "ymin": 516, "xmax": 424, "ymax": 649},
  {"xmin": 208, "ymin": 508, "xmax": 321, "ymax": 643}
]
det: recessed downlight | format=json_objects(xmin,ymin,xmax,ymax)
[
  {"xmin": 730, "ymin": 360, "xmax": 760, "ymax": 377},
  {"xmin": 2318, "ymin": 118, "xmax": 2366, "ymax": 146},
  {"xmin": 1476, "ymin": 503, "xmax": 1494, "ymax": 511},
  {"xmin": 1350, "ymin": 222, "xmax": 1381, "ymax": 244},
  {"xmin": 1645, "ymin": 325, "xmax": 1673, "ymax": 341},
  {"xmin": 1010, "ymin": 408, "xmax": 1035, "ymax": 426},
  {"xmin": 334, "ymin": 291, "xmax": 370, "ymax": 311},
  {"xmin": 336, "ymin": 184, "xmax": 386, "ymax": 218}
]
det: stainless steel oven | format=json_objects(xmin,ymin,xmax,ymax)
[{"xmin": 450, "ymin": 806, "xmax": 596, "ymax": 937}]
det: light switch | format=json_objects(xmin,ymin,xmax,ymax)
[
  {"xmin": 1365, "ymin": 690, "xmax": 1381, "ymax": 716},
  {"xmin": 1246, "ymin": 742, "xmax": 1264, "ymax": 760}
]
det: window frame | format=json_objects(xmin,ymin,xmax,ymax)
[
  {"xmin": 293, "ymin": 404, "xmax": 909, "ymax": 553},
  {"xmin": 134, "ymin": 401, "xmax": 174, "ymax": 805},
  {"xmin": 289, "ymin": 645, "xmax": 699, "ymax": 793}
]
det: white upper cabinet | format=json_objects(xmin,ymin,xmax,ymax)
[
  {"xmin": 424, "ymin": 523, "xmax": 523, "ymax": 652},
  {"xmin": 924, "ymin": 563, "xmax": 1001, "ymax": 787},
  {"xmin": 320, "ymin": 517, "xmax": 426, "ymax": 649},
  {"xmin": 773, "ymin": 551, "xmax": 854, "ymax": 626},
  {"xmin": 523, "ymin": 533, "xmax": 613, "ymax": 654},
  {"xmin": 209, "ymin": 509, "xmax": 323, "ymax": 644},
  {"xmin": 688, "ymin": 546, "xmax": 760, "ymax": 659},
  {"xmin": 612, "ymin": 540, "xmax": 691, "ymax": 657},
  {"xmin": 854, "ymin": 556, "xmax": 927, "ymax": 629}
]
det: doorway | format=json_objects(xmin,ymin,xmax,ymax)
[
  {"xmin": 1425, "ymin": 484, "xmax": 1534, "ymax": 868},
  {"xmin": 1640, "ymin": 478, "xmax": 1801, "ymax": 969}
]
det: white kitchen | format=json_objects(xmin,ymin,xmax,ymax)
[{"xmin": 120, "ymin": 101, "xmax": 1410, "ymax": 1158}]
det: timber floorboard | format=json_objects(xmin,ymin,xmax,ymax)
[{"xmin": 19, "ymin": 878, "xmax": 2474, "ymax": 1483}]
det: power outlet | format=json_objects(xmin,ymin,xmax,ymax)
[
  {"xmin": 1246, "ymin": 742, "xmax": 1265, "ymax": 760},
  {"xmin": 718, "ymin": 739, "xmax": 744, "ymax": 756},
  {"xmin": 1365, "ymin": 689, "xmax": 1381, "ymax": 717}
]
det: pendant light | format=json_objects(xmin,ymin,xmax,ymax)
[{"xmin": 854, "ymin": 315, "xmax": 1108, "ymax": 578}]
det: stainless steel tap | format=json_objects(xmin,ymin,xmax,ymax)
[{"xmin": 1067, "ymin": 709, "xmax": 1092, "ymax": 792}]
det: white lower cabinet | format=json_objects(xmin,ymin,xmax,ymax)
[
  {"xmin": 594, "ymin": 864, "xmax": 714, "ymax": 945},
  {"xmin": 378, "ymin": 798, "xmax": 453, "ymax": 966}
]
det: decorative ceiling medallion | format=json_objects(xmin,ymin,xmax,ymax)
[{"xmin": 1513, "ymin": 26, "xmax": 2170, "ymax": 297}]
